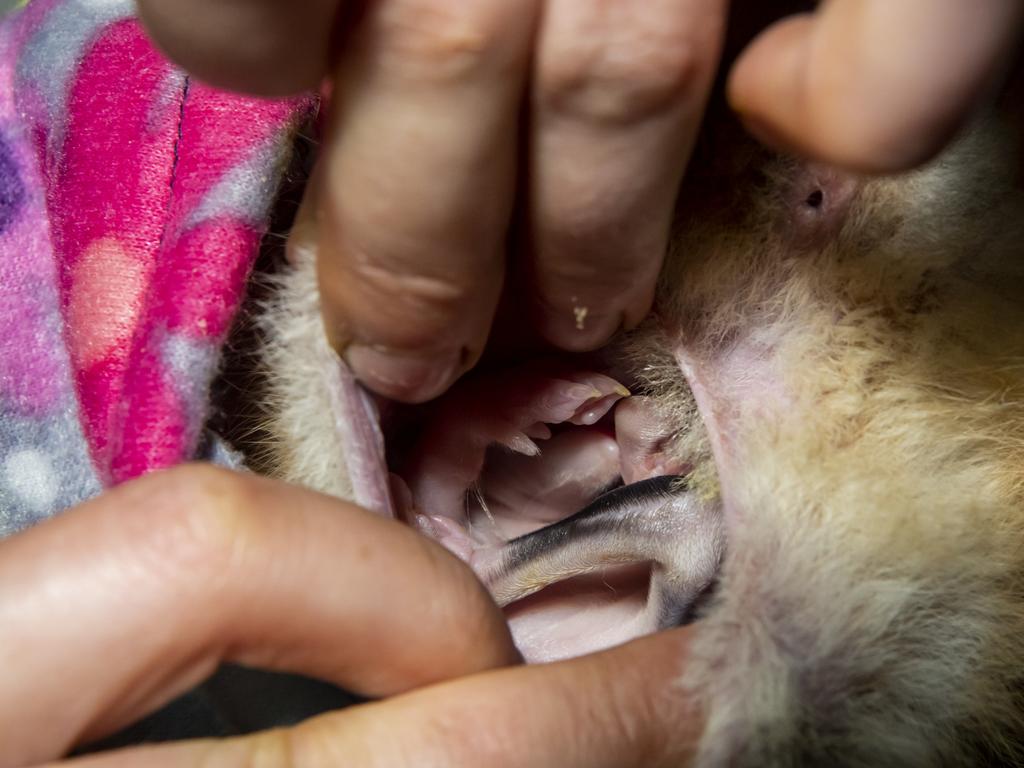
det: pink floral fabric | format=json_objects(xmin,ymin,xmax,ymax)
[{"xmin": 0, "ymin": 0, "xmax": 313, "ymax": 533}]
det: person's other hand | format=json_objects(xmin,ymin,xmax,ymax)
[
  {"xmin": 729, "ymin": 0, "xmax": 1024, "ymax": 172},
  {"xmin": 2, "ymin": 465, "xmax": 701, "ymax": 768}
]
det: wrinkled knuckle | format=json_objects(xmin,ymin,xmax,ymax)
[
  {"xmin": 540, "ymin": 249, "xmax": 645, "ymax": 299},
  {"xmin": 355, "ymin": 259, "xmax": 473, "ymax": 307},
  {"xmin": 130, "ymin": 465, "xmax": 256, "ymax": 590},
  {"xmin": 540, "ymin": 37, "xmax": 704, "ymax": 124},
  {"xmin": 349, "ymin": 257, "xmax": 478, "ymax": 338},
  {"xmin": 375, "ymin": 0, "xmax": 533, "ymax": 80}
]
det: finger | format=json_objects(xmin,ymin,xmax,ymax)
[
  {"xmin": 135, "ymin": 0, "xmax": 342, "ymax": 96},
  {"xmin": 525, "ymin": 0, "xmax": 726, "ymax": 350},
  {"xmin": 60, "ymin": 627, "xmax": 703, "ymax": 768},
  {"xmin": 0, "ymin": 465, "xmax": 517, "ymax": 766},
  {"xmin": 311, "ymin": 0, "xmax": 538, "ymax": 404},
  {"xmin": 728, "ymin": 0, "xmax": 1024, "ymax": 173}
]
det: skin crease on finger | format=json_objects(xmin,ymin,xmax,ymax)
[{"xmin": 314, "ymin": 0, "xmax": 542, "ymax": 403}]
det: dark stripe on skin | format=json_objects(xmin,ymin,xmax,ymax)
[{"xmin": 500, "ymin": 475, "xmax": 688, "ymax": 574}]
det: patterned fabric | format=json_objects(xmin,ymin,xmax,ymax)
[{"xmin": 0, "ymin": 0, "xmax": 312, "ymax": 535}]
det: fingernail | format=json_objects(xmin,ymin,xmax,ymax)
[{"xmin": 345, "ymin": 345, "xmax": 462, "ymax": 403}]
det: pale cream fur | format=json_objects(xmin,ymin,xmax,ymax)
[
  {"xmin": 254, "ymin": 244, "xmax": 358, "ymax": 500},
  {"xmin": 643, "ymin": 120, "xmax": 1024, "ymax": 765}
]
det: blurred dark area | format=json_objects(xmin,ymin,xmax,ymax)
[{"xmin": 76, "ymin": 666, "xmax": 365, "ymax": 754}]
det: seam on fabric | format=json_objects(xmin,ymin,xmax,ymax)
[
  {"xmin": 106, "ymin": 71, "xmax": 190, "ymax": 482},
  {"xmin": 165, "ymin": 73, "xmax": 189, "ymax": 239},
  {"xmin": 148, "ymin": 71, "xmax": 189, "ymax": 260}
]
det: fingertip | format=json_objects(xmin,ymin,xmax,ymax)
[
  {"xmin": 343, "ymin": 344, "xmax": 471, "ymax": 404},
  {"xmin": 316, "ymin": 242, "xmax": 491, "ymax": 402},
  {"xmin": 136, "ymin": 0, "xmax": 335, "ymax": 96},
  {"xmin": 533, "ymin": 272, "xmax": 657, "ymax": 352},
  {"xmin": 297, "ymin": 185, "xmax": 471, "ymax": 404},
  {"xmin": 728, "ymin": 3, "xmax": 1014, "ymax": 174},
  {"xmin": 726, "ymin": 14, "xmax": 814, "ymax": 159},
  {"xmin": 314, "ymin": 229, "xmax": 495, "ymax": 404}
]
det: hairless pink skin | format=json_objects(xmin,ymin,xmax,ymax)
[
  {"xmin": 615, "ymin": 396, "xmax": 691, "ymax": 484},
  {"xmin": 402, "ymin": 365, "xmax": 629, "ymax": 526},
  {"xmin": 329, "ymin": 357, "xmax": 395, "ymax": 517}
]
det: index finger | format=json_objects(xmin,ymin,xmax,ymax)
[
  {"xmin": 312, "ymin": 0, "xmax": 538, "ymax": 403},
  {"xmin": 0, "ymin": 466, "xmax": 518, "ymax": 766},
  {"xmin": 728, "ymin": 0, "xmax": 1024, "ymax": 172}
]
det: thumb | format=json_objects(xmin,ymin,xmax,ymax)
[{"xmin": 60, "ymin": 627, "xmax": 702, "ymax": 768}]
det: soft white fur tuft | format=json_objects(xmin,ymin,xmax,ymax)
[{"xmin": 253, "ymin": 245, "xmax": 358, "ymax": 499}]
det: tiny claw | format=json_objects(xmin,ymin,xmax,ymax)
[
  {"xmin": 523, "ymin": 422, "xmax": 553, "ymax": 440},
  {"xmin": 564, "ymin": 372, "xmax": 631, "ymax": 399},
  {"xmin": 501, "ymin": 432, "xmax": 541, "ymax": 457},
  {"xmin": 570, "ymin": 393, "xmax": 626, "ymax": 426},
  {"xmin": 541, "ymin": 383, "xmax": 605, "ymax": 422},
  {"xmin": 414, "ymin": 513, "xmax": 438, "ymax": 537}
]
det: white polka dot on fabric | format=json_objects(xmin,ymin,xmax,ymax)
[
  {"xmin": 4, "ymin": 448, "xmax": 59, "ymax": 511},
  {"xmin": 77, "ymin": 0, "xmax": 131, "ymax": 8}
]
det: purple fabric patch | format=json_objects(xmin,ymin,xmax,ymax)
[{"xmin": 0, "ymin": 134, "xmax": 24, "ymax": 233}]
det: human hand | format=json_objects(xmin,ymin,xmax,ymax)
[
  {"xmin": 136, "ymin": 0, "xmax": 1022, "ymax": 405},
  {"xmin": 136, "ymin": 0, "xmax": 728, "ymax": 402},
  {"xmin": 2, "ymin": 466, "xmax": 700, "ymax": 767},
  {"xmin": 729, "ymin": 0, "xmax": 1024, "ymax": 172}
]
